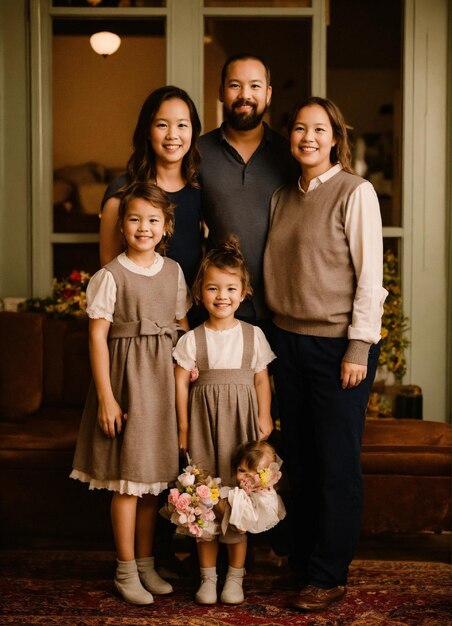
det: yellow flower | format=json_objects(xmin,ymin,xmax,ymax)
[
  {"xmin": 258, "ymin": 468, "xmax": 269, "ymax": 486},
  {"xmin": 210, "ymin": 489, "xmax": 219, "ymax": 500}
]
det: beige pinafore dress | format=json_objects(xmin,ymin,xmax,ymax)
[
  {"xmin": 72, "ymin": 257, "xmax": 181, "ymax": 490},
  {"xmin": 188, "ymin": 321, "xmax": 260, "ymax": 487}
]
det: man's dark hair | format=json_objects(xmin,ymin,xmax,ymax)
[{"xmin": 221, "ymin": 53, "xmax": 271, "ymax": 86}]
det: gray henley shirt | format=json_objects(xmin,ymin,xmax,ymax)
[{"xmin": 199, "ymin": 122, "xmax": 299, "ymax": 321}]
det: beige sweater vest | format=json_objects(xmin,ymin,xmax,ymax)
[{"xmin": 264, "ymin": 170, "xmax": 371, "ymax": 363}]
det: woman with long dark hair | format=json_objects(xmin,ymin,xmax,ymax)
[{"xmin": 100, "ymin": 85, "xmax": 203, "ymax": 289}]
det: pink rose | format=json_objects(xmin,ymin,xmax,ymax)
[
  {"xmin": 196, "ymin": 485, "xmax": 211, "ymax": 500},
  {"xmin": 168, "ymin": 488, "xmax": 180, "ymax": 506},
  {"xmin": 175, "ymin": 492, "xmax": 192, "ymax": 511},
  {"xmin": 188, "ymin": 523, "xmax": 203, "ymax": 537},
  {"xmin": 201, "ymin": 509, "xmax": 215, "ymax": 522}
]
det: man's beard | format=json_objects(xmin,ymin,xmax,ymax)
[{"xmin": 225, "ymin": 99, "xmax": 267, "ymax": 131}]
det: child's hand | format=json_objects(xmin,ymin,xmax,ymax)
[
  {"xmin": 97, "ymin": 398, "xmax": 125, "ymax": 438},
  {"xmin": 258, "ymin": 413, "xmax": 274, "ymax": 440}
]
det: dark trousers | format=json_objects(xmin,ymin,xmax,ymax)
[{"xmin": 271, "ymin": 327, "xmax": 380, "ymax": 587}]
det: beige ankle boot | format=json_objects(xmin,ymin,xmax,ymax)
[
  {"xmin": 136, "ymin": 556, "xmax": 173, "ymax": 595},
  {"xmin": 114, "ymin": 559, "xmax": 154, "ymax": 605},
  {"xmin": 195, "ymin": 566, "xmax": 218, "ymax": 605},
  {"xmin": 220, "ymin": 566, "xmax": 245, "ymax": 604}
]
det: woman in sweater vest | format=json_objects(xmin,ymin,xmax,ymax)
[{"xmin": 263, "ymin": 97, "xmax": 387, "ymax": 612}]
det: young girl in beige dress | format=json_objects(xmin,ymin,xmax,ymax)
[
  {"xmin": 71, "ymin": 182, "xmax": 190, "ymax": 605},
  {"xmin": 173, "ymin": 236, "xmax": 275, "ymax": 606}
]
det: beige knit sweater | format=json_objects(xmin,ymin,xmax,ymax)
[{"xmin": 264, "ymin": 169, "xmax": 372, "ymax": 365}]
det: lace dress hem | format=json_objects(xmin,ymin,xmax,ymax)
[{"xmin": 70, "ymin": 469, "xmax": 168, "ymax": 497}]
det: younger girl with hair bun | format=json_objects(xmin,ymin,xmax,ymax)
[{"xmin": 173, "ymin": 236, "xmax": 275, "ymax": 606}]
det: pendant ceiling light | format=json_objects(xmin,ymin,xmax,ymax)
[{"xmin": 89, "ymin": 31, "xmax": 121, "ymax": 58}]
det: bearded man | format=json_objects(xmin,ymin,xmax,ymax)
[{"xmin": 199, "ymin": 54, "xmax": 298, "ymax": 325}]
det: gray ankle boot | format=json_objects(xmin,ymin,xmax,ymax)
[
  {"xmin": 136, "ymin": 556, "xmax": 173, "ymax": 595},
  {"xmin": 114, "ymin": 559, "xmax": 154, "ymax": 605},
  {"xmin": 195, "ymin": 566, "xmax": 218, "ymax": 605},
  {"xmin": 220, "ymin": 566, "xmax": 245, "ymax": 604}
]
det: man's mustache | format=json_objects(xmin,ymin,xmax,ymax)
[{"xmin": 232, "ymin": 99, "xmax": 257, "ymax": 110}]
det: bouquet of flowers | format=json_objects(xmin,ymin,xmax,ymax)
[
  {"xmin": 164, "ymin": 462, "xmax": 222, "ymax": 541},
  {"xmin": 20, "ymin": 269, "xmax": 91, "ymax": 318},
  {"xmin": 238, "ymin": 462, "xmax": 282, "ymax": 496}
]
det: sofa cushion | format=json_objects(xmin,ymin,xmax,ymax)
[
  {"xmin": 362, "ymin": 451, "xmax": 451, "ymax": 475},
  {"xmin": 77, "ymin": 182, "xmax": 107, "ymax": 215},
  {"xmin": 0, "ymin": 407, "xmax": 82, "ymax": 469},
  {"xmin": 363, "ymin": 418, "xmax": 452, "ymax": 446},
  {"xmin": 42, "ymin": 317, "xmax": 90, "ymax": 407},
  {"xmin": 0, "ymin": 312, "xmax": 43, "ymax": 421},
  {"xmin": 362, "ymin": 418, "xmax": 452, "ymax": 476}
]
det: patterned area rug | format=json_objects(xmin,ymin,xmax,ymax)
[{"xmin": 0, "ymin": 548, "xmax": 451, "ymax": 625}]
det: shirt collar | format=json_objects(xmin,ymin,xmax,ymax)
[
  {"xmin": 118, "ymin": 250, "xmax": 163, "ymax": 275},
  {"xmin": 298, "ymin": 163, "xmax": 343, "ymax": 192},
  {"xmin": 219, "ymin": 121, "xmax": 272, "ymax": 144}
]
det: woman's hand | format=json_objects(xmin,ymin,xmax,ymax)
[
  {"xmin": 98, "ymin": 398, "xmax": 126, "ymax": 438},
  {"xmin": 341, "ymin": 361, "xmax": 367, "ymax": 389}
]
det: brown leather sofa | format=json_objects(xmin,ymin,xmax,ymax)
[
  {"xmin": 0, "ymin": 311, "xmax": 112, "ymax": 548},
  {"xmin": 361, "ymin": 418, "xmax": 451, "ymax": 534},
  {"xmin": 0, "ymin": 312, "xmax": 450, "ymax": 548}
]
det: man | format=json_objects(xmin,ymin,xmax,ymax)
[{"xmin": 199, "ymin": 53, "xmax": 299, "ymax": 326}]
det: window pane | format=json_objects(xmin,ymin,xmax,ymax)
[
  {"xmin": 327, "ymin": 0, "xmax": 402, "ymax": 227},
  {"xmin": 52, "ymin": 1, "xmax": 166, "ymax": 7},
  {"xmin": 52, "ymin": 18, "xmax": 165, "ymax": 234},
  {"xmin": 204, "ymin": 17, "xmax": 311, "ymax": 134},
  {"xmin": 53, "ymin": 243, "xmax": 100, "ymax": 279},
  {"xmin": 205, "ymin": 1, "xmax": 311, "ymax": 6}
]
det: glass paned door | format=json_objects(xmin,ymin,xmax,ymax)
[
  {"xmin": 52, "ymin": 17, "xmax": 166, "ymax": 276},
  {"xmin": 327, "ymin": 0, "xmax": 403, "ymax": 228}
]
